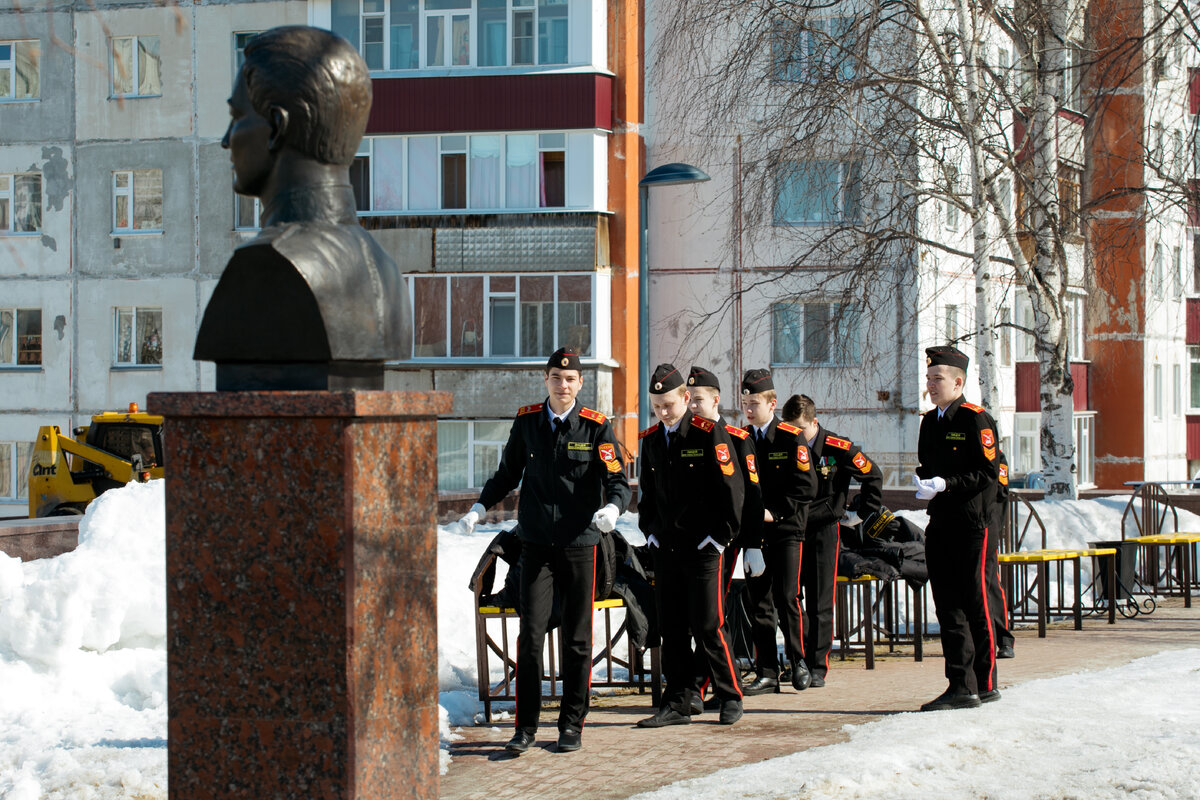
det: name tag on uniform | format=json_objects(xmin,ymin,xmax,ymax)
[
  {"xmin": 567, "ymin": 441, "xmax": 593, "ymax": 451},
  {"xmin": 767, "ymin": 451, "xmax": 788, "ymax": 460},
  {"xmin": 946, "ymin": 432, "xmax": 967, "ymax": 441},
  {"xmin": 680, "ymin": 448, "xmax": 704, "ymax": 458}
]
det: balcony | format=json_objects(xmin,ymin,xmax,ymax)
[{"xmin": 1015, "ymin": 361, "xmax": 1090, "ymax": 412}]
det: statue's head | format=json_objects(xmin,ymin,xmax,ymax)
[{"xmin": 223, "ymin": 26, "xmax": 372, "ymax": 196}]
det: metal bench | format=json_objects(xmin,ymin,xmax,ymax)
[
  {"xmin": 834, "ymin": 574, "xmax": 928, "ymax": 669},
  {"xmin": 1129, "ymin": 532, "xmax": 1200, "ymax": 608}
]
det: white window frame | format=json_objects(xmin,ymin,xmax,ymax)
[
  {"xmin": 1152, "ymin": 242, "xmax": 1164, "ymax": 298},
  {"xmin": 1066, "ymin": 292, "xmax": 1086, "ymax": 361},
  {"xmin": 770, "ymin": 300, "xmax": 862, "ymax": 366},
  {"xmin": 1174, "ymin": 362, "xmax": 1183, "ymax": 417},
  {"xmin": 0, "ymin": 440, "xmax": 33, "ymax": 501},
  {"xmin": 999, "ymin": 305, "xmax": 1012, "ymax": 366},
  {"xmin": 1014, "ymin": 412, "xmax": 1040, "ymax": 476},
  {"xmin": 0, "ymin": 307, "xmax": 42, "ymax": 367},
  {"xmin": 1173, "ymin": 244, "xmax": 1183, "ymax": 299},
  {"xmin": 437, "ymin": 419, "xmax": 511, "ymax": 491},
  {"xmin": 0, "ymin": 39, "xmax": 40, "ymax": 102},
  {"xmin": 1073, "ymin": 412, "xmax": 1095, "ymax": 488},
  {"xmin": 1153, "ymin": 362, "xmax": 1164, "ymax": 420},
  {"xmin": 771, "ymin": 16, "xmax": 857, "ymax": 84},
  {"xmin": 111, "ymin": 169, "xmax": 163, "ymax": 234},
  {"xmin": 1190, "ymin": 346, "xmax": 1200, "ymax": 412},
  {"xmin": 405, "ymin": 272, "xmax": 601, "ymax": 361},
  {"xmin": 233, "ymin": 31, "xmax": 261, "ymax": 73},
  {"xmin": 774, "ymin": 160, "xmax": 862, "ymax": 225},
  {"xmin": 944, "ymin": 304, "xmax": 959, "ymax": 344},
  {"xmin": 112, "ymin": 306, "xmax": 164, "ymax": 368},
  {"xmin": 1016, "ymin": 292, "xmax": 1036, "ymax": 360},
  {"xmin": 0, "ymin": 173, "xmax": 42, "ymax": 234},
  {"xmin": 110, "ymin": 35, "xmax": 162, "ymax": 99}
]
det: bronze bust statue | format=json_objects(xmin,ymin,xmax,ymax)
[{"xmin": 195, "ymin": 26, "xmax": 412, "ymax": 390}]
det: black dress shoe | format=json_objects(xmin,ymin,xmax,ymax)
[
  {"xmin": 718, "ymin": 699, "xmax": 743, "ymax": 725},
  {"xmin": 980, "ymin": 689, "xmax": 1002, "ymax": 704},
  {"xmin": 703, "ymin": 696, "xmax": 722, "ymax": 711},
  {"xmin": 636, "ymin": 708, "xmax": 691, "ymax": 728},
  {"xmin": 556, "ymin": 728, "xmax": 582, "ymax": 752},
  {"xmin": 689, "ymin": 694, "xmax": 703, "ymax": 715},
  {"xmin": 808, "ymin": 673, "xmax": 826, "ymax": 688},
  {"xmin": 743, "ymin": 676, "xmax": 780, "ymax": 695},
  {"xmin": 920, "ymin": 690, "xmax": 982, "ymax": 712},
  {"xmin": 997, "ymin": 645, "xmax": 1015, "ymax": 659},
  {"xmin": 505, "ymin": 728, "xmax": 536, "ymax": 754},
  {"xmin": 790, "ymin": 660, "xmax": 812, "ymax": 691}
]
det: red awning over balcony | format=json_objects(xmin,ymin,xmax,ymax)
[
  {"xmin": 1188, "ymin": 415, "xmax": 1200, "ymax": 460},
  {"xmin": 1188, "ymin": 298, "xmax": 1200, "ymax": 344},
  {"xmin": 1014, "ymin": 361, "xmax": 1090, "ymax": 412}
]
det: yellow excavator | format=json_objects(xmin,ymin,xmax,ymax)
[{"xmin": 27, "ymin": 403, "xmax": 165, "ymax": 518}]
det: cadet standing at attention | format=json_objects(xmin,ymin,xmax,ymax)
[
  {"xmin": 914, "ymin": 345, "xmax": 1001, "ymax": 711},
  {"xmin": 739, "ymin": 369, "xmax": 818, "ymax": 695},
  {"xmin": 458, "ymin": 348, "xmax": 631, "ymax": 754},
  {"xmin": 637, "ymin": 364, "xmax": 746, "ymax": 727},
  {"xmin": 782, "ymin": 394, "xmax": 883, "ymax": 688}
]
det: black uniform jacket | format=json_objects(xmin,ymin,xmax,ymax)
[
  {"xmin": 916, "ymin": 395, "xmax": 1000, "ymax": 530},
  {"xmin": 719, "ymin": 417, "xmax": 765, "ymax": 549},
  {"xmin": 745, "ymin": 418, "xmax": 817, "ymax": 540},
  {"xmin": 478, "ymin": 399, "xmax": 631, "ymax": 548},
  {"xmin": 637, "ymin": 410, "xmax": 745, "ymax": 550},
  {"xmin": 807, "ymin": 425, "xmax": 884, "ymax": 530}
]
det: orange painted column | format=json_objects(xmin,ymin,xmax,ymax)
[
  {"xmin": 1088, "ymin": 0, "xmax": 1145, "ymax": 488},
  {"xmin": 607, "ymin": 0, "xmax": 644, "ymax": 462}
]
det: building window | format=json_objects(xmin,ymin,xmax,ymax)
[
  {"xmin": 331, "ymin": 0, "xmax": 567, "ymax": 70},
  {"xmin": 112, "ymin": 170, "xmax": 163, "ymax": 233},
  {"xmin": 1058, "ymin": 165, "xmax": 1082, "ymax": 236},
  {"xmin": 1014, "ymin": 413, "xmax": 1040, "ymax": 475},
  {"xmin": 1174, "ymin": 362, "xmax": 1183, "ymax": 417},
  {"xmin": 1016, "ymin": 293, "xmax": 1036, "ymax": 360},
  {"xmin": 0, "ymin": 308, "xmax": 42, "ymax": 366},
  {"xmin": 235, "ymin": 192, "xmax": 262, "ymax": 230},
  {"xmin": 1066, "ymin": 293, "xmax": 1085, "ymax": 361},
  {"xmin": 1063, "ymin": 40, "xmax": 1085, "ymax": 112},
  {"xmin": 234, "ymin": 31, "xmax": 261, "ymax": 72},
  {"xmin": 771, "ymin": 17, "xmax": 856, "ymax": 83},
  {"xmin": 407, "ymin": 272, "xmax": 594, "ymax": 359},
  {"xmin": 1173, "ymin": 245, "xmax": 1183, "ymax": 298},
  {"xmin": 114, "ymin": 307, "xmax": 163, "ymax": 367},
  {"xmin": 111, "ymin": 36, "xmax": 162, "ymax": 98},
  {"xmin": 771, "ymin": 301, "xmax": 861, "ymax": 366},
  {"xmin": 0, "ymin": 173, "xmax": 41, "ymax": 234},
  {"xmin": 1190, "ymin": 346, "xmax": 1200, "ymax": 410},
  {"xmin": 999, "ymin": 305, "xmax": 1012, "ymax": 366},
  {"xmin": 943, "ymin": 164, "xmax": 960, "ymax": 231},
  {"xmin": 944, "ymin": 304, "xmax": 959, "ymax": 344},
  {"xmin": 1152, "ymin": 242, "xmax": 1164, "ymax": 298},
  {"xmin": 0, "ymin": 441, "xmax": 33, "ymax": 501},
  {"xmin": 0, "ymin": 40, "xmax": 40, "ymax": 101},
  {"xmin": 437, "ymin": 419, "xmax": 511, "ymax": 490},
  {"xmin": 1193, "ymin": 233, "xmax": 1200, "ymax": 294},
  {"xmin": 774, "ymin": 160, "xmax": 861, "ymax": 224},
  {"xmin": 1153, "ymin": 362, "xmax": 1163, "ymax": 420},
  {"xmin": 1073, "ymin": 413, "xmax": 1095, "ymax": 487}
]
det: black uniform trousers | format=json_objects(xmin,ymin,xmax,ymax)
[
  {"xmin": 986, "ymin": 511, "xmax": 1014, "ymax": 651},
  {"xmin": 800, "ymin": 521, "xmax": 840, "ymax": 678},
  {"xmin": 654, "ymin": 545, "xmax": 742, "ymax": 713},
  {"xmin": 692, "ymin": 545, "xmax": 742, "ymax": 696},
  {"xmin": 515, "ymin": 542, "xmax": 596, "ymax": 732},
  {"xmin": 924, "ymin": 520, "xmax": 997, "ymax": 695},
  {"xmin": 746, "ymin": 532, "xmax": 805, "ymax": 677}
]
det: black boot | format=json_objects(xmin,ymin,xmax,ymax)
[
  {"xmin": 505, "ymin": 728, "xmax": 536, "ymax": 754},
  {"xmin": 790, "ymin": 659, "xmax": 812, "ymax": 691}
]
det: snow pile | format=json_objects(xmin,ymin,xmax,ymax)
[
  {"xmin": 0, "ymin": 480, "xmax": 168, "ymax": 799},
  {"xmin": 630, "ymin": 647, "xmax": 1200, "ymax": 800}
]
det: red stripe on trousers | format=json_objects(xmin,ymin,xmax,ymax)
[
  {"xmin": 825, "ymin": 527, "xmax": 840, "ymax": 672},
  {"xmin": 715, "ymin": 552, "xmax": 743, "ymax": 698},
  {"xmin": 979, "ymin": 527, "xmax": 997, "ymax": 692},
  {"xmin": 794, "ymin": 542, "xmax": 805, "ymax": 658}
]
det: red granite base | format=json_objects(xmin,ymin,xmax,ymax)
[{"xmin": 150, "ymin": 391, "xmax": 451, "ymax": 800}]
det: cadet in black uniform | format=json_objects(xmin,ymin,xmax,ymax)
[
  {"xmin": 739, "ymin": 369, "xmax": 818, "ymax": 695},
  {"xmin": 686, "ymin": 366, "xmax": 764, "ymax": 709},
  {"xmin": 989, "ymin": 450, "xmax": 1015, "ymax": 658},
  {"xmin": 914, "ymin": 345, "xmax": 1001, "ymax": 711},
  {"xmin": 459, "ymin": 348, "xmax": 631, "ymax": 753},
  {"xmin": 782, "ymin": 394, "xmax": 883, "ymax": 688},
  {"xmin": 637, "ymin": 364, "xmax": 746, "ymax": 727}
]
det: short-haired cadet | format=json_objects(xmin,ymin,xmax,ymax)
[
  {"xmin": 739, "ymin": 369, "xmax": 818, "ymax": 695},
  {"xmin": 459, "ymin": 348, "xmax": 631, "ymax": 753},
  {"xmin": 637, "ymin": 364, "xmax": 746, "ymax": 727},
  {"xmin": 914, "ymin": 345, "xmax": 1002, "ymax": 711}
]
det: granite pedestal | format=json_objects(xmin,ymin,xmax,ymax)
[{"xmin": 149, "ymin": 390, "xmax": 452, "ymax": 799}]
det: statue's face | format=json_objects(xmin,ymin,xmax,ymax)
[{"xmin": 221, "ymin": 71, "xmax": 274, "ymax": 197}]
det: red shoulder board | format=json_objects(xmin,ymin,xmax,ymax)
[
  {"xmin": 777, "ymin": 422, "xmax": 802, "ymax": 436},
  {"xmin": 639, "ymin": 423, "xmax": 660, "ymax": 439},
  {"xmin": 517, "ymin": 403, "xmax": 544, "ymax": 417},
  {"xmin": 691, "ymin": 416, "xmax": 715, "ymax": 433},
  {"xmin": 824, "ymin": 435, "xmax": 851, "ymax": 450},
  {"xmin": 725, "ymin": 424, "xmax": 749, "ymax": 440},
  {"xmin": 578, "ymin": 407, "xmax": 607, "ymax": 424},
  {"xmin": 961, "ymin": 402, "xmax": 984, "ymax": 413}
]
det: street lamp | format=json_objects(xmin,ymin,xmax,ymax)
[{"xmin": 638, "ymin": 162, "xmax": 711, "ymax": 432}]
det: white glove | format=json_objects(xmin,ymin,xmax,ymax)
[
  {"xmin": 743, "ymin": 547, "xmax": 766, "ymax": 578},
  {"xmin": 842, "ymin": 510, "xmax": 862, "ymax": 527},
  {"xmin": 697, "ymin": 535, "xmax": 725, "ymax": 553},
  {"xmin": 913, "ymin": 474, "xmax": 946, "ymax": 500},
  {"xmin": 459, "ymin": 502, "xmax": 485, "ymax": 534},
  {"xmin": 647, "ymin": 534, "xmax": 661, "ymax": 548},
  {"xmin": 592, "ymin": 503, "xmax": 619, "ymax": 533}
]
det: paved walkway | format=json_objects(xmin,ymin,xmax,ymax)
[{"xmin": 441, "ymin": 600, "xmax": 1200, "ymax": 800}]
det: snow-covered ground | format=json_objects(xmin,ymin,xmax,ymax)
[{"xmin": 1, "ymin": 483, "xmax": 1197, "ymax": 798}]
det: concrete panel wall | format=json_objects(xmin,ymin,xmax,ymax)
[
  {"xmin": 74, "ymin": 139, "xmax": 195, "ymax": 276},
  {"xmin": 0, "ymin": 143, "xmax": 73, "ymax": 276},
  {"xmin": 0, "ymin": 9, "xmax": 75, "ymax": 145},
  {"xmin": 0, "ymin": 279, "xmax": 72, "ymax": 412},
  {"xmin": 74, "ymin": 6, "xmax": 195, "ymax": 142}
]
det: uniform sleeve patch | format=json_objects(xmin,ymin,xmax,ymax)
[
  {"xmin": 745, "ymin": 453, "xmax": 759, "ymax": 483},
  {"xmin": 599, "ymin": 442, "xmax": 622, "ymax": 473},
  {"xmin": 579, "ymin": 407, "xmax": 607, "ymax": 424},
  {"xmin": 981, "ymin": 428, "xmax": 995, "ymax": 447},
  {"xmin": 852, "ymin": 451, "xmax": 871, "ymax": 473},
  {"xmin": 962, "ymin": 401, "xmax": 985, "ymax": 413},
  {"xmin": 777, "ymin": 422, "xmax": 802, "ymax": 436},
  {"xmin": 716, "ymin": 443, "xmax": 735, "ymax": 476},
  {"xmin": 639, "ymin": 423, "xmax": 660, "ymax": 439},
  {"xmin": 725, "ymin": 424, "xmax": 749, "ymax": 440},
  {"xmin": 999, "ymin": 463, "xmax": 1009, "ymax": 485},
  {"xmin": 517, "ymin": 403, "xmax": 545, "ymax": 416},
  {"xmin": 796, "ymin": 445, "xmax": 811, "ymax": 471},
  {"xmin": 690, "ymin": 416, "xmax": 715, "ymax": 433},
  {"xmin": 825, "ymin": 435, "xmax": 851, "ymax": 450}
]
